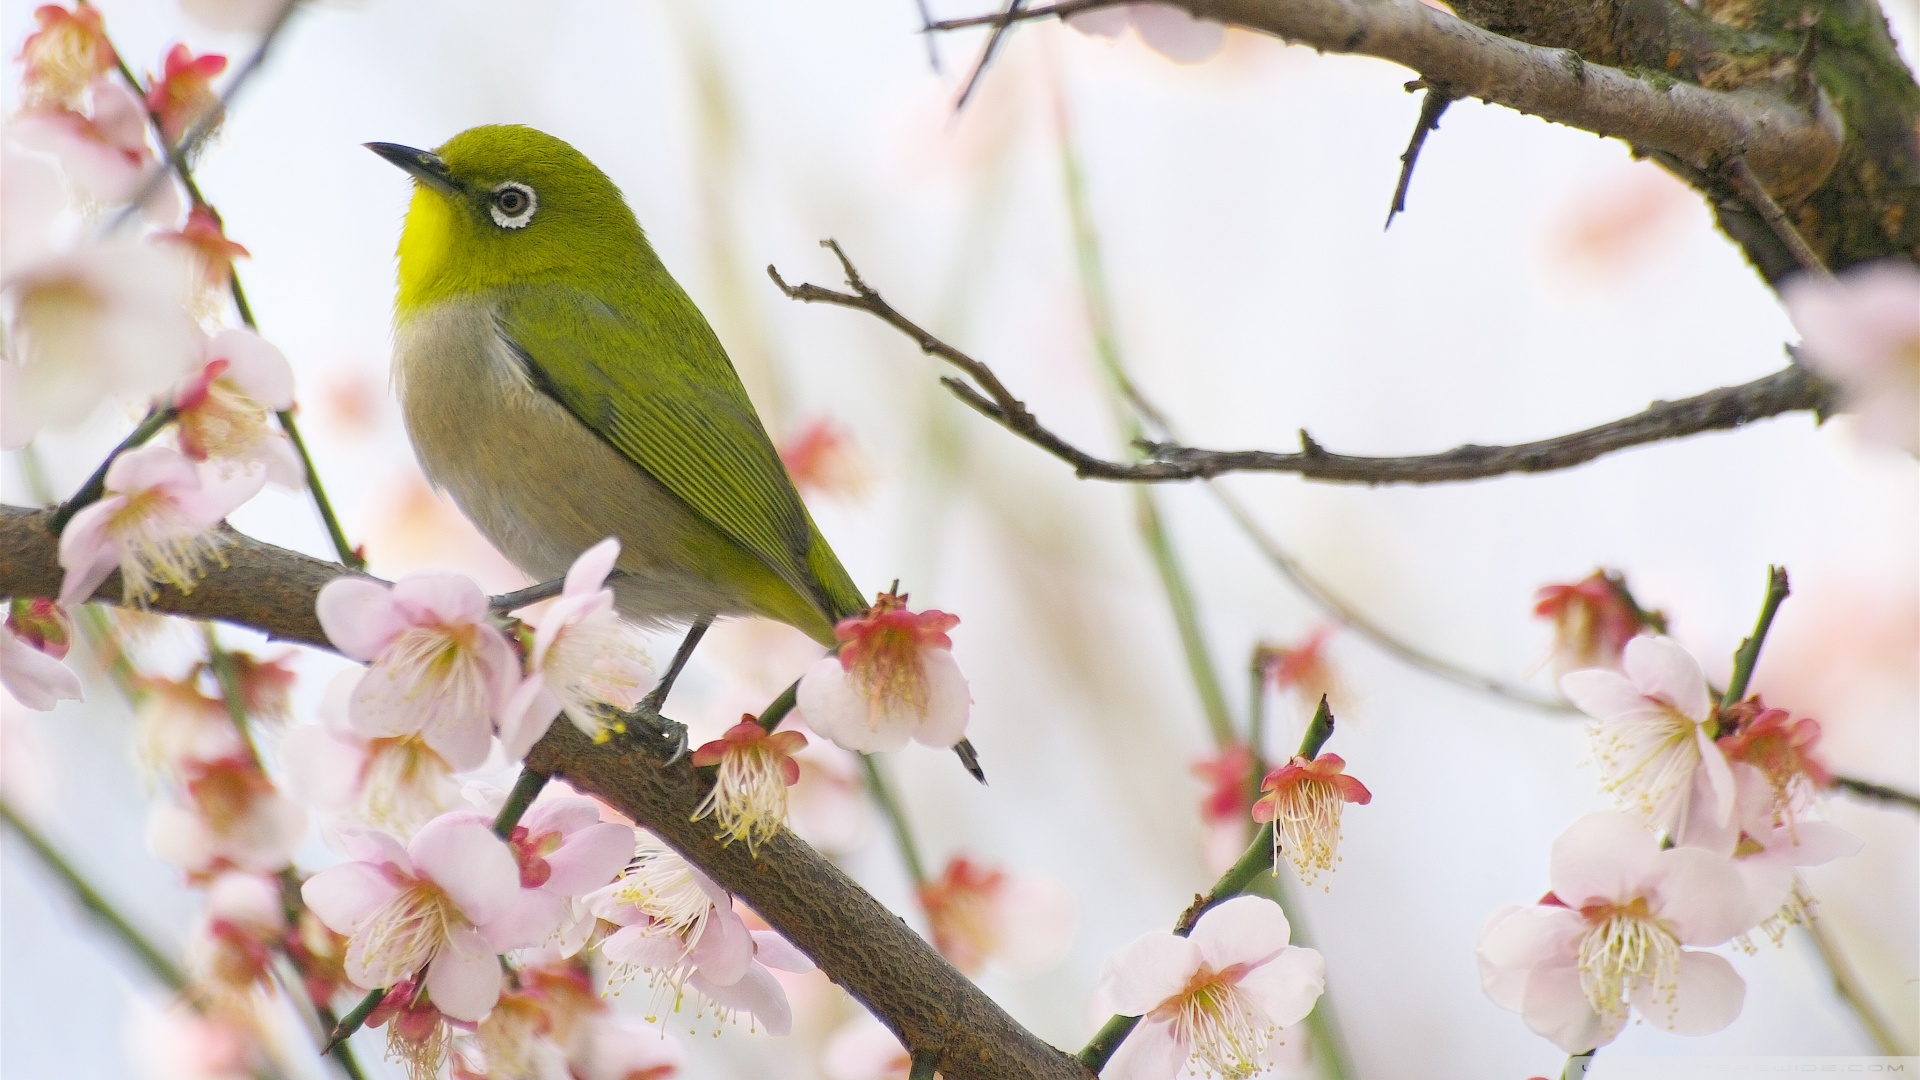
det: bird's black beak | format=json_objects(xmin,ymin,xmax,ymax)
[{"xmin": 365, "ymin": 142, "xmax": 461, "ymax": 196}]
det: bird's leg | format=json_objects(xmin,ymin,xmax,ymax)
[
  {"xmin": 628, "ymin": 615, "xmax": 713, "ymax": 764},
  {"xmin": 642, "ymin": 615, "xmax": 712, "ymax": 715}
]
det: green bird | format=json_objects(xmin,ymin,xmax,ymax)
[{"xmin": 368, "ymin": 125, "xmax": 871, "ymax": 690}]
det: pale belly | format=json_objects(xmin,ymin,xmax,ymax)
[{"xmin": 391, "ymin": 301, "xmax": 780, "ymax": 628}]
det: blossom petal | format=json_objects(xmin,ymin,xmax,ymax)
[
  {"xmin": 1549, "ymin": 812, "xmax": 1661, "ymax": 907},
  {"xmin": 55, "ymin": 498, "xmax": 124, "ymax": 606},
  {"xmin": 542, "ymin": 821, "xmax": 635, "ymax": 896},
  {"xmin": 1064, "ymin": 5, "xmax": 1132, "ymax": 37},
  {"xmin": 1631, "ymin": 949, "xmax": 1744, "ymax": 1036},
  {"xmin": 798, "ymin": 656, "xmax": 909, "ymax": 754},
  {"xmin": 690, "ymin": 962, "xmax": 791, "ymax": 1035},
  {"xmin": 390, "ymin": 572, "xmax": 489, "ymax": 628},
  {"xmin": 315, "ymin": 578, "xmax": 406, "ymax": 661},
  {"xmin": 425, "ymin": 925, "xmax": 503, "ymax": 1022},
  {"xmin": 0, "ymin": 631, "xmax": 83, "ymax": 709},
  {"xmin": 564, "ymin": 538, "xmax": 620, "ymax": 598},
  {"xmin": 1099, "ymin": 931, "xmax": 1202, "ymax": 1016},
  {"xmin": 523, "ymin": 796, "xmax": 603, "ymax": 837},
  {"xmin": 278, "ymin": 723, "xmax": 362, "ymax": 811},
  {"xmin": 1101, "ymin": 1018, "xmax": 1188, "ymax": 1080},
  {"xmin": 689, "ymin": 900, "xmax": 755, "ymax": 987},
  {"xmin": 600, "ymin": 925, "xmax": 688, "ymax": 969},
  {"xmin": 104, "ymin": 444, "xmax": 198, "ymax": 494},
  {"xmin": 497, "ymin": 676, "xmax": 561, "ymax": 764},
  {"xmin": 1649, "ymin": 846, "xmax": 1750, "ymax": 946},
  {"xmin": 336, "ymin": 825, "xmax": 412, "ymax": 870},
  {"xmin": 1775, "ymin": 821, "xmax": 1865, "ymax": 866},
  {"xmin": 1622, "ymin": 636, "xmax": 1710, "ymax": 721},
  {"xmin": 409, "ymin": 817, "xmax": 520, "ymax": 927},
  {"xmin": 1559, "ymin": 669, "xmax": 1649, "ymax": 722},
  {"xmin": 908, "ymin": 649, "xmax": 971, "ymax": 750},
  {"xmin": 481, "ymin": 889, "xmax": 570, "ymax": 953},
  {"xmin": 301, "ymin": 862, "xmax": 401, "ymax": 936},
  {"xmin": 750, "ymin": 929, "xmax": 814, "ymax": 974},
  {"xmin": 207, "ymin": 329, "xmax": 294, "ymax": 408},
  {"xmin": 1521, "ymin": 958, "xmax": 1625, "ymax": 1053},
  {"xmin": 1189, "ymin": 894, "xmax": 1291, "ymax": 971},
  {"xmin": 1693, "ymin": 726, "xmax": 1737, "ymax": 829},
  {"xmin": 1234, "ymin": 944, "xmax": 1324, "ymax": 1028},
  {"xmin": 1477, "ymin": 904, "xmax": 1584, "ymax": 1015}
]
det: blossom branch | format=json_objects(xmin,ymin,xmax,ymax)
[
  {"xmin": 1081, "ymin": 699, "xmax": 1339, "ymax": 1071},
  {"xmin": 770, "ymin": 244, "xmax": 1832, "ymax": 487},
  {"xmin": 96, "ymin": 8, "xmax": 363, "ymax": 571},
  {"xmin": 1831, "ymin": 776, "xmax": 1920, "ymax": 812},
  {"xmin": 0, "ymin": 505, "xmax": 1090, "ymax": 1080},
  {"xmin": 930, "ymin": 0, "xmax": 1840, "ymax": 199}
]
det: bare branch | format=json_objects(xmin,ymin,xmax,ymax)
[
  {"xmin": 0, "ymin": 506, "xmax": 1089, "ymax": 1080},
  {"xmin": 929, "ymin": 0, "xmax": 1841, "ymax": 199},
  {"xmin": 771, "ymin": 244, "xmax": 1833, "ymax": 487}
]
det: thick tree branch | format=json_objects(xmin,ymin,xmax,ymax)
[
  {"xmin": 770, "ymin": 243, "xmax": 1832, "ymax": 486},
  {"xmin": 0, "ymin": 506, "xmax": 1088, "ymax": 1080},
  {"xmin": 933, "ymin": 0, "xmax": 1842, "ymax": 200}
]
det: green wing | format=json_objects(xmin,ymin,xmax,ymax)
[{"xmin": 495, "ymin": 281, "xmax": 857, "ymax": 621}]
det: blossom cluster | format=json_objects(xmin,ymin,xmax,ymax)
[{"xmin": 1477, "ymin": 632, "xmax": 1861, "ymax": 1052}]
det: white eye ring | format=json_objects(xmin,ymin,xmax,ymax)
[{"xmin": 489, "ymin": 182, "xmax": 537, "ymax": 229}]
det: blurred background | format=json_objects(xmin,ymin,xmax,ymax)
[{"xmin": 3, "ymin": 1, "xmax": 1916, "ymax": 1077}]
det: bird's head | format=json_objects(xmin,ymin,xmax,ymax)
[{"xmin": 369, "ymin": 125, "xmax": 645, "ymax": 312}]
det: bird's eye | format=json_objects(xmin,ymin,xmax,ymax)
[{"xmin": 489, "ymin": 182, "xmax": 537, "ymax": 229}]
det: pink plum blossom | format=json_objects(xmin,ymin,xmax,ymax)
[
  {"xmin": 317, "ymin": 572, "xmax": 518, "ymax": 771},
  {"xmin": 1783, "ymin": 261, "xmax": 1920, "ymax": 454},
  {"xmin": 301, "ymin": 813, "xmax": 525, "ymax": 1022},
  {"xmin": 796, "ymin": 591, "xmax": 969, "ymax": 755},
  {"xmin": 146, "ymin": 44, "xmax": 227, "ymax": 146},
  {"xmin": 1251, "ymin": 753, "xmax": 1372, "ymax": 887},
  {"xmin": 2, "ymin": 598, "xmax": 83, "ymax": 709},
  {"xmin": 1098, "ymin": 895, "xmax": 1325, "ymax": 1080},
  {"xmin": 3, "ymin": 237, "xmax": 198, "ymax": 448},
  {"xmin": 134, "ymin": 675, "xmax": 245, "ymax": 778},
  {"xmin": 147, "ymin": 754, "xmax": 307, "ymax": 876},
  {"xmin": 159, "ymin": 206, "xmax": 250, "ymax": 321},
  {"xmin": 587, "ymin": 831, "xmax": 805, "ymax": 1032},
  {"xmin": 185, "ymin": 871, "xmax": 286, "ymax": 997},
  {"xmin": 499, "ymin": 538, "xmax": 654, "ymax": 760},
  {"xmin": 17, "ymin": 4, "xmax": 116, "ymax": 109},
  {"xmin": 1562, "ymin": 635, "xmax": 1735, "ymax": 837},
  {"xmin": 917, "ymin": 855, "xmax": 1077, "ymax": 977},
  {"xmin": 1534, "ymin": 571, "xmax": 1644, "ymax": 674},
  {"xmin": 783, "ymin": 718, "xmax": 872, "ymax": 854},
  {"xmin": 1066, "ymin": 2, "xmax": 1226, "ymax": 64},
  {"xmin": 10, "ymin": 78, "xmax": 168, "ymax": 210},
  {"xmin": 57, "ymin": 444, "xmax": 265, "ymax": 607},
  {"xmin": 280, "ymin": 668, "xmax": 460, "ymax": 837},
  {"xmin": 1678, "ymin": 764, "xmax": 1862, "ymax": 937},
  {"xmin": 1477, "ymin": 812, "xmax": 1751, "ymax": 1053},
  {"xmin": 173, "ymin": 329, "xmax": 302, "ymax": 487},
  {"xmin": 126, "ymin": 999, "xmax": 263, "ymax": 1080},
  {"xmin": 474, "ymin": 794, "xmax": 633, "ymax": 958},
  {"xmin": 690, "ymin": 718, "xmax": 807, "ymax": 853}
]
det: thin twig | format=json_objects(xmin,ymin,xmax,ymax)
[
  {"xmin": 772, "ymin": 247, "xmax": 1831, "ymax": 486},
  {"xmin": 1208, "ymin": 482, "xmax": 1578, "ymax": 713},
  {"xmin": 1831, "ymin": 775, "xmax": 1920, "ymax": 811},
  {"xmin": 1720, "ymin": 565, "xmax": 1789, "ymax": 712},
  {"xmin": 1386, "ymin": 82, "xmax": 1456, "ymax": 229},
  {"xmin": 107, "ymin": 0, "xmax": 304, "ymax": 233},
  {"xmin": 913, "ymin": 0, "xmax": 945, "ymax": 71},
  {"xmin": 49, "ymin": 406, "xmax": 177, "ymax": 530},
  {"xmin": 1, "ymin": 798, "xmax": 186, "ymax": 990},
  {"xmin": 494, "ymin": 768, "xmax": 550, "ymax": 837},
  {"xmin": 1722, "ymin": 154, "xmax": 1831, "ymax": 279},
  {"xmin": 955, "ymin": 0, "xmax": 1025, "ymax": 110}
]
